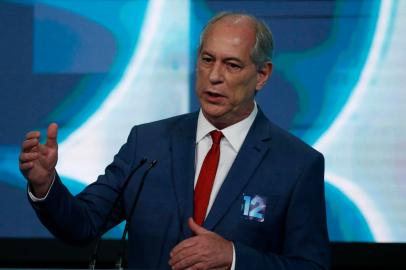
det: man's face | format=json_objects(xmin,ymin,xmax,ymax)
[{"xmin": 195, "ymin": 19, "xmax": 271, "ymax": 129}]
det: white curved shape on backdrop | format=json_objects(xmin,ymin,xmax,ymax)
[
  {"xmin": 315, "ymin": 1, "xmax": 395, "ymax": 241},
  {"xmin": 57, "ymin": 0, "xmax": 190, "ymax": 184}
]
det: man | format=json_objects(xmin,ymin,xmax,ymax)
[{"xmin": 19, "ymin": 12, "xmax": 330, "ymax": 269}]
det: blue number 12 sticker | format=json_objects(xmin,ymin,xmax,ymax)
[{"xmin": 241, "ymin": 194, "xmax": 267, "ymax": 222}]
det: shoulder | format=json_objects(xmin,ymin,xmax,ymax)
[
  {"xmin": 273, "ymin": 122, "xmax": 321, "ymax": 157},
  {"xmin": 125, "ymin": 111, "xmax": 198, "ymax": 142},
  {"xmin": 257, "ymin": 111, "xmax": 323, "ymax": 164},
  {"xmin": 136, "ymin": 111, "xmax": 198, "ymax": 133}
]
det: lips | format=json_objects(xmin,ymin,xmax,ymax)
[
  {"xmin": 204, "ymin": 90, "xmax": 226, "ymax": 103},
  {"xmin": 207, "ymin": 91, "xmax": 224, "ymax": 97}
]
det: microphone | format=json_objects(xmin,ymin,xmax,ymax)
[
  {"xmin": 115, "ymin": 160, "xmax": 158, "ymax": 270},
  {"xmin": 88, "ymin": 157, "xmax": 148, "ymax": 269}
]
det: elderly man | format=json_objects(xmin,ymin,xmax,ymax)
[{"xmin": 20, "ymin": 12, "xmax": 330, "ymax": 270}]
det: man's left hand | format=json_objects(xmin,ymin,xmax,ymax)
[{"xmin": 169, "ymin": 217, "xmax": 233, "ymax": 270}]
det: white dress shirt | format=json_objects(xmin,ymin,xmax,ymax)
[
  {"xmin": 194, "ymin": 104, "xmax": 258, "ymax": 215},
  {"xmin": 194, "ymin": 103, "xmax": 258, "ymax": 270}
]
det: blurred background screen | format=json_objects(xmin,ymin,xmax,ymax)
[{"xmin": 1, "ymin": 0, "xmax": 405, "ymax": 243}]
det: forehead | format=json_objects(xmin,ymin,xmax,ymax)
[{"xmin": 201, "ymin": 18, "xmax": 256, "ymax": 60}]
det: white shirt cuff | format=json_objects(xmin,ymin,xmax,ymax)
[
  {"xmin": 230, "ymin": 242, "xmax": 236, "ymax": 270},
  {"xmin": 27, "ymin": 174, "xmax": 56, "ymax": 202}
]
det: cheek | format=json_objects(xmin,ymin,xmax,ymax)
[
  {"xmin": 196, "ymin": 64, "xmax": 209, "ymax": 76},
  {"xmin": 195, "ymin": 68, "xmax": 207, "ymax": 86},
  {"xmin": 243, "ymin": 73, "xmax": 259, "ymax": 88},
  {"xmin": 228, "ymin": 80, "xmax": 256, "ymax": 103},
  {"xmin": 227, "ymin": 77, "xmax": 251, "ymax": 93},
  {"xmin": 195, "ymin": 74, "xmax": 204, "ymax": 93}
]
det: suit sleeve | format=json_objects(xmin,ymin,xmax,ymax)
[
  {"xmin": 28, "ymin": 126, "xmax": 139, "ymax": 245},
  {"xmin": 234, "ymin": 153, "xmax": 330, "ymax": 270}
]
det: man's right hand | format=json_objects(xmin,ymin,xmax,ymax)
[{"xmin": 19, "ymin": 123, "xmax": 59, "ymax": 198}]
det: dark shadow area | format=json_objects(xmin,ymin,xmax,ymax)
[{"xmin": 0, "ymin": 239, "xmax": 404, "ymax": 269}]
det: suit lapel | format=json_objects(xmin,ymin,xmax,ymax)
[
  {"xmin": 204, "ymin": 110, "xmax": 271, "ymax": 230},
  {"xmin": 170, "ymin": 112, "xmax": 199, "ymax": 239}
]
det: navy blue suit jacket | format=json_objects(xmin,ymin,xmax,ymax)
[{"xmin": 31, "ymin": 109, "xmax": 330, "ymax": 269}]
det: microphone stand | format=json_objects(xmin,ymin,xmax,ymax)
[
  {"xmin": 88, "ymin": 157, "xmax": 148, "ymax": 269},
  {"xmin": 115, "ymin": 160, "xmax": 158, "ymax": 270}
]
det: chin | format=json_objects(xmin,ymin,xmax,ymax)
[{"xmin": 201, "ymin": 103, "xmax": 226, "ymax": 116}]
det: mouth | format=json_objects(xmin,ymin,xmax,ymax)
[
  {"xmin": 203, "ymin": 90, "xmax": 226, "ymax": 104},
  {"xmin": 205, "ymin": 90, "xmax": 225, "ymax": 98}
]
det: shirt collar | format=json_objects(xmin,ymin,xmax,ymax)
[{"xmin": 196, "ymin": 102, "xmax": 258, "ymax": 152}]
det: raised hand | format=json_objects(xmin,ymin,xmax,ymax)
[
  {"xmin": 169, "ymin": 218, "xmax": 233, "ymax": 270},
  {"xmin": 19, "ymin": 123, "xmax": 59, "ymax": 198}
]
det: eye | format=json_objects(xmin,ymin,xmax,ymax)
[
  {"xmin": 227, "ymin": 62, "xmax": 242, "ymax": 71},
  {"xmin": 201, "ymin": 56, "xmax": 213, "ymax": 64}
]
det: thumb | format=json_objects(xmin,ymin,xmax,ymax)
[
  {"xmin": 188, "ymin": 217, "xmax": 209, "ymax": 235},
  {"xmin": 46, "ymin": 123, "xmax": 58, "ymax": 148}
]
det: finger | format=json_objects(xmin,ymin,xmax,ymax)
[
  {"xmin": 21, "ymin": 138, "xmax": 39, "ymax": 152},
  {"xmin": 188, "ymin": 217, "xmax": 209, "ymax": 235},
  {"xmin": 46, "ymin": 123, "xmax": 58, "ymax": 148},
  {"xmin": 211, "ymin": 267, "xmax": 229, "ymax": 270},
  {"xmin": 171, "ymin": 253, "xmax": 203, "ymax": 270},
  {"xmin": 25, "ymin": 131, "xmax": 40, "ymax": 140},
  {"xmin": 19, "ymin": 152, "xmax": 39, "ymax": 163},
  {"xmin": 171, "ymin": 238, "xmax": 198, "ymax": 258},
  {"xmin": 19, "ymin": 161, "xmax": 34, "ymax": 171},
  {"xmin": 169, "ymin": 243, "xmax": 199, "ymax": 266}
]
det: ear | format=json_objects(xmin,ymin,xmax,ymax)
[{"xmin": 255, "ymin": 62, "xmax": 273, "ymax": 91}]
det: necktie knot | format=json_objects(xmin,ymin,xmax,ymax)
[{"xmin": 210, "ymin": 130, "xmax": 223, "ymax": 145}]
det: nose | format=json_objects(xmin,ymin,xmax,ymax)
[{"xmin": 208, "ymin": 63, "xmax": 224, "ymax": 84}]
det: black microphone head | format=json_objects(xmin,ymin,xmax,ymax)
[
  {"xmin": 150, "ymin": 159, "xmax": 158, "ymax": 167},
  {"xmin": 140, "ymin": 157, "xmax": 148, "ymax": 165}
]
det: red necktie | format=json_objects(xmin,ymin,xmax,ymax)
[{"xmin": 194, "ymin": 130, "xmax": 223, "ymax": 225}]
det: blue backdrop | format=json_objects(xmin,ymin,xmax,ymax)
[{"xmin": 1, "ymin": 0, "xmax": 405, "ymax": 242}]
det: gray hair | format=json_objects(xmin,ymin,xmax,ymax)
[{"xmin": 198, "ymin": 12, "xmax": 274, "ymax": 69}]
